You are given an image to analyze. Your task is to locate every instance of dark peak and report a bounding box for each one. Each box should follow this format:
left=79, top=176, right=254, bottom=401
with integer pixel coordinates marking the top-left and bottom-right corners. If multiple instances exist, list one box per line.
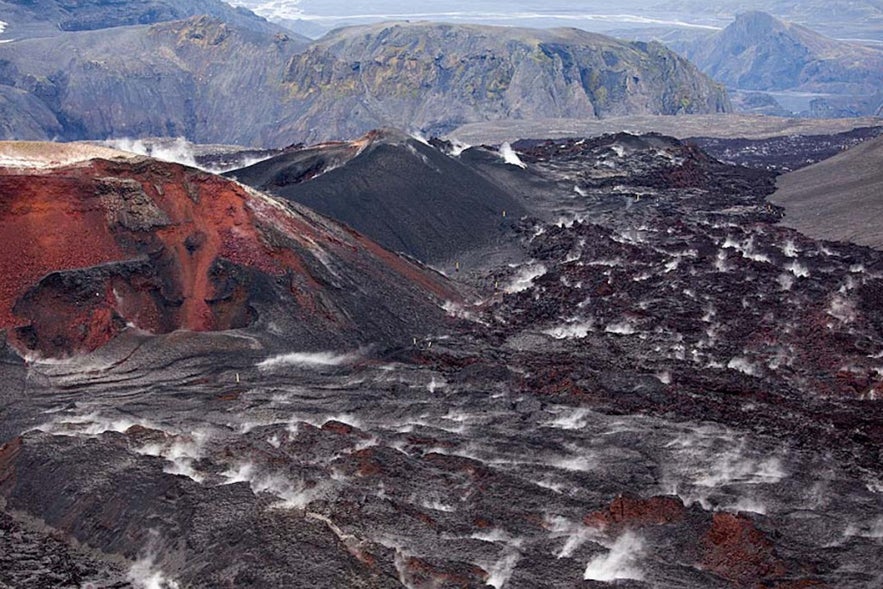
left=359, top=127, right=420, bottom=147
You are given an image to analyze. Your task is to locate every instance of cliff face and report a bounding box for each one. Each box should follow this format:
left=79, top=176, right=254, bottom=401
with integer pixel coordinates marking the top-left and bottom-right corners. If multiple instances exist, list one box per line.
left=0, top=18, right=729, bottom=146
left=0, top=143, right=455, bottom=357
left=280, top=23, right=731, bottom=140
left=687, top=11, right=883, bottom=94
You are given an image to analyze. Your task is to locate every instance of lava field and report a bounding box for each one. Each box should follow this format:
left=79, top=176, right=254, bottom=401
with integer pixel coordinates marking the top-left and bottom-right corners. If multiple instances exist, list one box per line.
left=0, top=131, right=881, bottom=588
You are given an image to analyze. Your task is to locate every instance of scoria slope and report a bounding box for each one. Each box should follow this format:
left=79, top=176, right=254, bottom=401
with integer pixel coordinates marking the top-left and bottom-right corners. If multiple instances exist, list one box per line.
left=770, top=135, right=883, bottom=249
left=0, top=142, right=456, bottom=358
left=229, top=129, right=528, bottom=264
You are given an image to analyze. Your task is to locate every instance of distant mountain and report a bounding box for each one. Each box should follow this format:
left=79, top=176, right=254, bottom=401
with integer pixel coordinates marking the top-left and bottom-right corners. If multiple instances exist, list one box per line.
left=278, top=22, right=730, bottom=141
left=0, top=16, right=310, bottom=144
left=662, top=0, right=883, bottom=41
left=0, top=142, right=455, bottom=357
left=0, top=0, right=280, bottom=38
left=686, top=11, right=883, bottom=95
left=228, top=128, right=528, bottom=264
left=0, top=18, right=729, bottom=146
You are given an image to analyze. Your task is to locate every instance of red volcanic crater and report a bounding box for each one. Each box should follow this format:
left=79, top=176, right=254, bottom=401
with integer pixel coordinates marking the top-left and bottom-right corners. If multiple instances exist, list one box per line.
left=0, top=143, right=457, bottom=357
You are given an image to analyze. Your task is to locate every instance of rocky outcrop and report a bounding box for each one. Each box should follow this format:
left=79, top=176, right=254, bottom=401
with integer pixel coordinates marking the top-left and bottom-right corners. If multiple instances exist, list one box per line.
left=280, top=22, right=730, bottom=140
left=0, top=142, right=457, bottom=357
left=686, top=11, right=883, bottom=95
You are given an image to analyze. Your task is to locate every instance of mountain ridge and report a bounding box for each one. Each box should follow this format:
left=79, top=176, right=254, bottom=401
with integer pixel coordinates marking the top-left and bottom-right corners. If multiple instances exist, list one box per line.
left=0, top=17, right=730, bottom=146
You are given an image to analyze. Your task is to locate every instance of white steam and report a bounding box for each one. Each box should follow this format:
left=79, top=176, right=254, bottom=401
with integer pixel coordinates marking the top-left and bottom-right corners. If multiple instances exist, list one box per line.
left=504, top=264, right=547, bottom=293
left=499, top=143, right=527, bottom=168
left=135, top=430, right=210, bottom=483
left=583, top=531, right=645, bottom=582
left=485, top=551, right=520, bottom=588
left=543, top=320, right=594, bottom=339
left=785, top=261, right=810, bottom=278
left=257, top=351, right=359, bottom=370
left=105, top=137, right=199, bottom=168
left=127, top=532, right=180, bottom=589
left=222, top=461, right=326, bottom=509
left=128, top=557, right=180, bottom=589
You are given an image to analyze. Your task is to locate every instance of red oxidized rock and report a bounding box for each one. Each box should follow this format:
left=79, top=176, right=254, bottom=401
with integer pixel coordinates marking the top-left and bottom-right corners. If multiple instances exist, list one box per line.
left=0, top=150, right=456, bottom=357
left=583, top=494, right=686, bottom=530
left=701, top=512, right=786, bottom=586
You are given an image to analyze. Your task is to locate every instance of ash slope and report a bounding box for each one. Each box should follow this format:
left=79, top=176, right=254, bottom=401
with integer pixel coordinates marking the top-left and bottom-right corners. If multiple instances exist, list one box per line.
left=229, top=129, right=528, bottom=264
left=770, top=135, right=883, bottom=249
left=0, top=142, right=457, bottom=358
left=1, top=131, right=882, bottom=588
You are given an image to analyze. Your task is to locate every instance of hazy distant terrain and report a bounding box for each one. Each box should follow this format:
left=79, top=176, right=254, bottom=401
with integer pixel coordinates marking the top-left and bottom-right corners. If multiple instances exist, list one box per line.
left=0, top=18, right=728, bottom=145
left=227, top=0, right=882, bottom=42
left=450, top=114, right=883, bottom=144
